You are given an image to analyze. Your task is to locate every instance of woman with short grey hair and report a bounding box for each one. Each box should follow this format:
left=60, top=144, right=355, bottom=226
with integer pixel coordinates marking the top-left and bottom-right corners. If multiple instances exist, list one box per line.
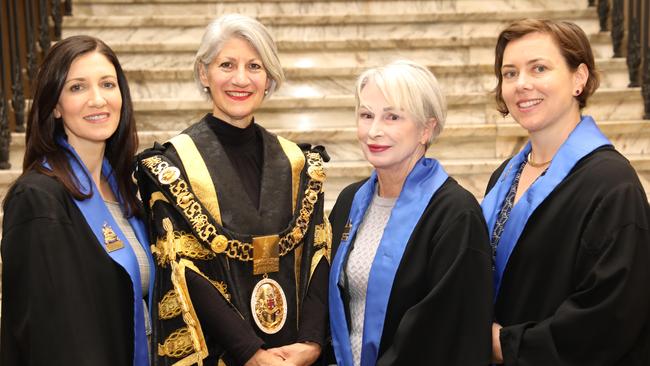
left=137, top=13, right=329, bottom=366
left=328, top=60, right=492, bottom=365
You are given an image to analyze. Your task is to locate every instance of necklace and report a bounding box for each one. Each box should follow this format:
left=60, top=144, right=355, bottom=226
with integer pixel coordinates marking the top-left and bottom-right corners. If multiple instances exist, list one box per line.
left=527, top=151, right=552, bottom=168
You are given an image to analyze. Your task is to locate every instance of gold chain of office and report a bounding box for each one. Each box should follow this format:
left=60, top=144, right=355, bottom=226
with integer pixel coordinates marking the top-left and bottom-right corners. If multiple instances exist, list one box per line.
left=141, top=152, right=325, bottom=262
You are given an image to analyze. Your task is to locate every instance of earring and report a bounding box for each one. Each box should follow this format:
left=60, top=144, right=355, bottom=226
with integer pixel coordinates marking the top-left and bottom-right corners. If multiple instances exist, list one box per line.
left=203, top=86, right=209, bottom=93
left=574, top=88, right=582, bottom=96
left=264, top=89, right=269, bottom=96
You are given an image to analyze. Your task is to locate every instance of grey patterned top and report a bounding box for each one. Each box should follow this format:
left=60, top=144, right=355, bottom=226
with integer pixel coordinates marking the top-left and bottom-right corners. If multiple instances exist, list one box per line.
left=345, top=189, right=397, bottom=366
left=105, top=200, right=152, bottom=338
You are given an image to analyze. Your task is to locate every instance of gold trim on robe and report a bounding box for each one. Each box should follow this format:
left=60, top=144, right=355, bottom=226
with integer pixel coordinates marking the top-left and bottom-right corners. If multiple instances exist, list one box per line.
left=277, top=136, right=305, bottom=213
left=164, top=258, right=210, bottom=366
left=169, top=134, right=222, bottom=226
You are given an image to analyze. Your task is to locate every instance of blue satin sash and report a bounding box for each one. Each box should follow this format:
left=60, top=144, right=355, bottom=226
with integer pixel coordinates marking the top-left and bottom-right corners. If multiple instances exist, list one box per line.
left=481, top=116, right=611, bottom=298
left=48, top=136, right=153, bottom=366
left=329, top=157, right=449, bottom=366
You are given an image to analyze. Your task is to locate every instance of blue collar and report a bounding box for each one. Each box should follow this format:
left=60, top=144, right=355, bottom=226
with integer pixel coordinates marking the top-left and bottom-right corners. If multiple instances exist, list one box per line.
left=481, top=115, right=611, bottom=298
left=329, top=157, right=449, bottom=366
left=48, top=136, right=153, bottom=366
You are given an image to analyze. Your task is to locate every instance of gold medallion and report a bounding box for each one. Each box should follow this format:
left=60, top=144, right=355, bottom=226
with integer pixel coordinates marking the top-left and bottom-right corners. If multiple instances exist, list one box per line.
left=102, top=222, right=124, bottom=252
left=210, top=234, right=228, bottom=253
left=158, top=166, right=181, bottom=185
left=307, top=164, right=325, bottom=182
left=250, top=277, right=287, bottom=334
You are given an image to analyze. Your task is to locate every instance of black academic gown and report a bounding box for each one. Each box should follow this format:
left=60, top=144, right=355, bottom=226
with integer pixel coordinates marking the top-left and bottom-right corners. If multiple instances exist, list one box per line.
left=1, top=170, right=134, bottom=366
left=486, top=146, right=650, bottom=365
left=329, top=177, right=493, bottom=365
left=136, top=116, right=329, bottom=366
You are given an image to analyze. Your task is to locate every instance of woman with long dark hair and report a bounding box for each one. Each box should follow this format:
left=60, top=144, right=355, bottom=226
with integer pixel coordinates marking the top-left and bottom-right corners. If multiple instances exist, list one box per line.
left=1, top=35, right=153, bottom=366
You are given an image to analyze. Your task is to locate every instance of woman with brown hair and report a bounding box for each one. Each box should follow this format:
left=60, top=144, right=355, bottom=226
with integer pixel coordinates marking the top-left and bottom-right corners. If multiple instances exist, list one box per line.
left=483, top=19, right=650, bottom=365
left=1, top=35, right=153, bottom=366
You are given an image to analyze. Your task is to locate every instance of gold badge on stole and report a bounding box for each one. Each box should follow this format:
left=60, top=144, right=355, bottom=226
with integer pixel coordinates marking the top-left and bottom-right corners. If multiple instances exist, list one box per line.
left=341, top=220, right=352, bottom=241
left=251, top=234, right=287, bottom=334
left=102, top=222, right=124, bottom=252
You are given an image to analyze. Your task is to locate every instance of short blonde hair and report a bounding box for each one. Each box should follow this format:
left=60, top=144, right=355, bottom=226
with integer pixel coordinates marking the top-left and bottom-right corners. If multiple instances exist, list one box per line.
left=193, top=14, right=285, bottom=99
left=355, top=60, right=447, bottom=147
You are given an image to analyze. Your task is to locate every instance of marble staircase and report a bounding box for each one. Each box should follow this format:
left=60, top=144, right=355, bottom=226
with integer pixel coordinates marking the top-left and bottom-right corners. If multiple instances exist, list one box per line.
left=4, top=0, right=650, bottom=208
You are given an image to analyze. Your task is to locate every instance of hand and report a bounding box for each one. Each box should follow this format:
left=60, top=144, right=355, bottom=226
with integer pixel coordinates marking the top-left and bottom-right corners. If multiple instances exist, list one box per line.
left=267, top=342, right=321, bottom=366
left=492, top=322, right=504, bottom=364
left=244, top=349, right=291, bottom=366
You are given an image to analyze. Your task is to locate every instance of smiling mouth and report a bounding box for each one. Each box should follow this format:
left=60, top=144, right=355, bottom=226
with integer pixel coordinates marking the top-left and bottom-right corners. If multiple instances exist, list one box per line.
left=517, top=99, right=543, bottom=109
left=84, top=113, right=109, bottom=121
left=226, top=91, right=252, bottom=99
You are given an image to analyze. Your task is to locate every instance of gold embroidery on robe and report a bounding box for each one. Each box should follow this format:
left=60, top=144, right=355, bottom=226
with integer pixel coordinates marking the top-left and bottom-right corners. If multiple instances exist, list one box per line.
left=159, top=289, right=182, bottom=320
left=158, top=327, right=194, bottom=359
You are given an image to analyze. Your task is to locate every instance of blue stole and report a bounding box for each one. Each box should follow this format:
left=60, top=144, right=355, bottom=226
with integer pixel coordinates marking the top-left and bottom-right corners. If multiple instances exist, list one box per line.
left=481, top=116, right=611, bottom=298
left=329, top=157, right=449, bottom=366
left=48, top=136, right=154, bottom=366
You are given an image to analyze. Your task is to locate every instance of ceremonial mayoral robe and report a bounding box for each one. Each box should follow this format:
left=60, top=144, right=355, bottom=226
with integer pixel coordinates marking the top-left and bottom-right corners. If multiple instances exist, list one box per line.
left=329, top=158, right=493, bottom=366
left=483, top=116, right=650, bottom=365
left=136, top=116, right=330, bottom=366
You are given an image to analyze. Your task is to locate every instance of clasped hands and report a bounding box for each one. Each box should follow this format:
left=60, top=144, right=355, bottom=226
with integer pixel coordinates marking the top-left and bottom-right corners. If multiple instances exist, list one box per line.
left=245, top=342, right=321, bottom=366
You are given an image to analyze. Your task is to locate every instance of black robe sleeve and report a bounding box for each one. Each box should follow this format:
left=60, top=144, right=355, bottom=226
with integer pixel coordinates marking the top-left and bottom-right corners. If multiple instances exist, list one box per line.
left=377, top=208, right=493, bottom=366
left=500, top=183, right=650, bottom=365
left=296, top=257, right=328, bottom=345
left=185, top=270, right=265, bottom=365
left=1, top=175, right=133, bottom=366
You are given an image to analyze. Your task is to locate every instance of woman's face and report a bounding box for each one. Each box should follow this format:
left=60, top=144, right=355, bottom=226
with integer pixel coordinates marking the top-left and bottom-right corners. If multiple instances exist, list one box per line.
left=500, top=32, right=586, bottom=134
left=356, top=80, right=431, bottom=175
left=200, top=37, right=270, bottom=128
left=54, top=51, right=122, bottom=151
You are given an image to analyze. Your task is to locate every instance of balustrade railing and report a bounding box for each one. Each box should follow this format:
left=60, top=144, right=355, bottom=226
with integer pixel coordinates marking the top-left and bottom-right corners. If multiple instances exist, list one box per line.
left=595, top=0, right=650, bottom=119
left=0, top=0, right=71, bottom=170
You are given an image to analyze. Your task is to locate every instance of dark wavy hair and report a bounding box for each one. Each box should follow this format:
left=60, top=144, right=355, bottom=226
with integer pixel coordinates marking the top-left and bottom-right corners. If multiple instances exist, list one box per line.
left=494, top=19, right=600, bottom=117
left=20, top=35, right=139, bottom=216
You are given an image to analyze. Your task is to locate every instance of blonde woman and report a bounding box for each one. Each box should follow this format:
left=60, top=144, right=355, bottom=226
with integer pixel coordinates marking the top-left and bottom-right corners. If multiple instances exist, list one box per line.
left=328, top=60, right=492, bottom=366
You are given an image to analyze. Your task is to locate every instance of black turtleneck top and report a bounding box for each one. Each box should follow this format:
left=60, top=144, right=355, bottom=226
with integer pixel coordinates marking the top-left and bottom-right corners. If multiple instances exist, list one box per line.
left=205, top=114, right=263, bottom=208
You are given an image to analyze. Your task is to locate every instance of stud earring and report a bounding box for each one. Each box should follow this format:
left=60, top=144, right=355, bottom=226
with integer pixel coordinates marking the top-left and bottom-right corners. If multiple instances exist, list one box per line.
left=264, top=89, right=269, bottom=96
left=574, top=88, right=582, bottom=96
left=203, top=86, right=209, bottom=93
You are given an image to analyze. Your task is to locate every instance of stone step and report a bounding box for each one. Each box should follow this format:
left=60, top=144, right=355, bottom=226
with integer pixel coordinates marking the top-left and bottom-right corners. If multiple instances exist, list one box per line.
left=7, top=119, right=649, bottom=178
left=63, top=9, right=598, bottom=28
left=82, top=32, right=615, bottom=74
left=70, top=0, right=593, bottom=17
left=125, top=58, right=631, bottom=99
left=62, top=9, right=599, bottom=43
left=124, top=57, right=628, bottom=81
left=115, top=46, right=593, bottom=76
left=323, top=154, right=650, bottom=206
left=66, top=28, right=613, bottom=58
left=128, top=88, right=644, bottom=131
